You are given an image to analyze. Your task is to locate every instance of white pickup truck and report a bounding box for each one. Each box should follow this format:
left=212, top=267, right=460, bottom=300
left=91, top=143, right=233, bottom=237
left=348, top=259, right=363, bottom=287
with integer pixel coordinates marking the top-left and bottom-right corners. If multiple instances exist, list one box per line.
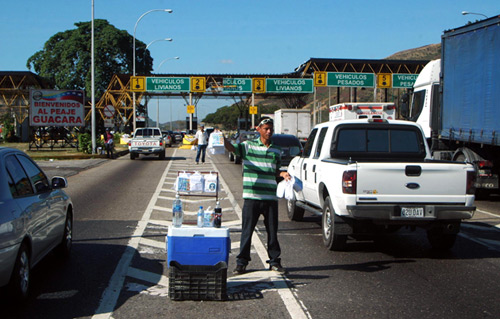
left=287, top=105, right=476, bottom=251
left=128, top=127, right=166, bottom=160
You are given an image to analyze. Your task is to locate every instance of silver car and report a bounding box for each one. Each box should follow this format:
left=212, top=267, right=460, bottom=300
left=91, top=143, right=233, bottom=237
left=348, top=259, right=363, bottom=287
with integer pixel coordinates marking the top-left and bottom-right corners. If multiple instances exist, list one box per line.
left=0, top=148, right=73, bottom=299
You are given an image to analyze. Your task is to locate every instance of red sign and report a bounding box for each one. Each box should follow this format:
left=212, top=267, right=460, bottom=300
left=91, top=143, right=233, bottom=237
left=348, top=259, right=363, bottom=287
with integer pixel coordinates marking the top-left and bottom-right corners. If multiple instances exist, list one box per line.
left=30, top=90, right=85, bottom=127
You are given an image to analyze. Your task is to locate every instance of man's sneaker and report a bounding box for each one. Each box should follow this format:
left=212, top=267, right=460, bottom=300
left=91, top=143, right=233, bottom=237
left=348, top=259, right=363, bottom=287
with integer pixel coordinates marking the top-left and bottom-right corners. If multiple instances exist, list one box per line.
left=270, top=264, right=288, bottom=274
left=233, top=265, right=246, bottom=275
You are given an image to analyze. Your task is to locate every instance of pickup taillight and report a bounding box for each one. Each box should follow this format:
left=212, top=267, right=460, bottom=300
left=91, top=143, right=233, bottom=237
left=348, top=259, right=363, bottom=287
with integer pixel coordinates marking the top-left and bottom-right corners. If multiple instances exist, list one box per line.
left=466, top=171, right=476, bottom=195
left=128, top=142, right=131, bottom=146
left=342, top=170, right=357, bottom=194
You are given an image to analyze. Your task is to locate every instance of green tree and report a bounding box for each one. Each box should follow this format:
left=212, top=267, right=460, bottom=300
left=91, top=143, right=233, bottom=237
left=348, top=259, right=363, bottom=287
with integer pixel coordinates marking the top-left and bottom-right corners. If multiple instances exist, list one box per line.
left=27, top=19, right=152, bottom=99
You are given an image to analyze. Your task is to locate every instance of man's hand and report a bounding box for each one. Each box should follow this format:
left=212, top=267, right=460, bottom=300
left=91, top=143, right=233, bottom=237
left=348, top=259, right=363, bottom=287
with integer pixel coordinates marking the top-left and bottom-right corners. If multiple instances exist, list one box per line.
left=280, top=171, right=291, bottom=181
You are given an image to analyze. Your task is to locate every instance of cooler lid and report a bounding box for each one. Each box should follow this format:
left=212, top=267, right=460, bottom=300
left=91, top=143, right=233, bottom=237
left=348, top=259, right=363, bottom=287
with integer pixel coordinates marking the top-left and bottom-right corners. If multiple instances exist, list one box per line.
left=168, top=225, right=229, bottom=237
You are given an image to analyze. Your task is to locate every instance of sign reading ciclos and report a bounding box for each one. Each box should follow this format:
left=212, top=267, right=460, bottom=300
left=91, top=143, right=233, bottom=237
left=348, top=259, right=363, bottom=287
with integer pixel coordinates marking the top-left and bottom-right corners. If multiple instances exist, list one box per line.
left=30, top=90, right=85, bottom=127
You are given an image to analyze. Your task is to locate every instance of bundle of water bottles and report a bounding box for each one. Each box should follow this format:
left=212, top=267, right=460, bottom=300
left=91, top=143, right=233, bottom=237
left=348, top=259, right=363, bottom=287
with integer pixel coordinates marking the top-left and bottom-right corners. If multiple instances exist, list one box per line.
left=172, top=192, right=222, bottom=228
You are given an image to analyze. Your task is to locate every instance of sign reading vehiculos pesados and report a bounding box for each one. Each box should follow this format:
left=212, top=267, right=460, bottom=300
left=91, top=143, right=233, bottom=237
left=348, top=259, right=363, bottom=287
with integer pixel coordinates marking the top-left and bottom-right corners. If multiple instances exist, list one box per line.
left=30, top=90, right=85, bottom=126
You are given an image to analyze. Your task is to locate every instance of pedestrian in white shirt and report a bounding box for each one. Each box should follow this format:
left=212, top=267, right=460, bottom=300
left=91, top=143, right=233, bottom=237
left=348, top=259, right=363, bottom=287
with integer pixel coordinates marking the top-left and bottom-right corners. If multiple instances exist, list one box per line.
left=194, top=124, right=208, bottom=164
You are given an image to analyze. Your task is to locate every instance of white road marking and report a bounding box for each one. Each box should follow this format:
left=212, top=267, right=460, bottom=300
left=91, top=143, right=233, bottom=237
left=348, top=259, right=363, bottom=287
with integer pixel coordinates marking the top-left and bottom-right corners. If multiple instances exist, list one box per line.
left=127, top=267, right=169, bottom=287
left=93, top=149, right=311, bottom=319
left=92, top=149, right=175, bottom=319
left=140, top=238, right=166, bottom=250
left=217, top=165, right=312, bottom=319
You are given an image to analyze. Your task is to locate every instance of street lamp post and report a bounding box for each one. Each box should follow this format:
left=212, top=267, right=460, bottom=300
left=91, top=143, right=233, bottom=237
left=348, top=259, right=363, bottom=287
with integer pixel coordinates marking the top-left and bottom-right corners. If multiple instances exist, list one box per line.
left=158, top=56, right=180, bottom=71
left=145, top=38, right=172, bottom=50
left=132, top=9, right=173, bottom=131
left=461, top=11, right=488, bottom=19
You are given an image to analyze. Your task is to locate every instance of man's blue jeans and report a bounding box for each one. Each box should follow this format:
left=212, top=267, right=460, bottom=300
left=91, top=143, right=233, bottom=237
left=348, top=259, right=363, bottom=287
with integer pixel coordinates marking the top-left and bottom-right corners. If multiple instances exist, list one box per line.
left=195, top=144, right=207, bottom=163
left=236, top=199, right=281, bottom=267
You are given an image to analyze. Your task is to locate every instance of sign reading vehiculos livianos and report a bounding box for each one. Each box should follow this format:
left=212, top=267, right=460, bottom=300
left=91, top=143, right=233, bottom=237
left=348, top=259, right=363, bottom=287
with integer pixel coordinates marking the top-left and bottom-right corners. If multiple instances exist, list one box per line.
left=30, top=89, right=85, bottom=126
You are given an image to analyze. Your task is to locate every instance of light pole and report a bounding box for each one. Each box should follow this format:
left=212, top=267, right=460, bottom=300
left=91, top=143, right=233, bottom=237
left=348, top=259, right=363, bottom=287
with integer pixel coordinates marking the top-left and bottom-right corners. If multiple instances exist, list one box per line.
left=145, top=38, right=172, bottom=50
left=158, top=56, right=180, bottom=71
left=91, top=0, right=96, bottom=153
left=461, top=11, right=488, bottom=19
left=132, top=9, right=173, bottom=131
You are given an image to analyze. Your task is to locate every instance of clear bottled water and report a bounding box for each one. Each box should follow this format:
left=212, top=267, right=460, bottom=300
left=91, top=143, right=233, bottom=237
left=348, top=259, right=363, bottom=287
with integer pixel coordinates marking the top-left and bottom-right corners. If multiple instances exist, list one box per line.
left=197, top=206, right=204, bottom=228
left=172, top=193, right=183, bottom=227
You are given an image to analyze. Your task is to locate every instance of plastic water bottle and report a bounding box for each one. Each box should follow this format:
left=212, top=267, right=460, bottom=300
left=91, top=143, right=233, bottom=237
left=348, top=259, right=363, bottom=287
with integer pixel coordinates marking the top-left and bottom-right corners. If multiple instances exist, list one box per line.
left=172, top=193, right=183, bottom=227
left=197, top=206, right=204, bottom=228
left=214, top=201, right=222, bottom=228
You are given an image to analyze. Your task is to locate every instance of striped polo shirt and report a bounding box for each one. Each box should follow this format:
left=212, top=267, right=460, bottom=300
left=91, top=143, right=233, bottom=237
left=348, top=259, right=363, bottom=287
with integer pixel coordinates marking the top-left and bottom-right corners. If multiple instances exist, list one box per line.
left=233, top=137, right=282, bottom=200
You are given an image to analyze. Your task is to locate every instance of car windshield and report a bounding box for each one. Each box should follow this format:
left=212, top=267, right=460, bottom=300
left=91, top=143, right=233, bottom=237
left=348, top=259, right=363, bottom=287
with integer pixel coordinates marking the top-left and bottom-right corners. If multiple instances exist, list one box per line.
left=272, top=135, right=302, bottom=156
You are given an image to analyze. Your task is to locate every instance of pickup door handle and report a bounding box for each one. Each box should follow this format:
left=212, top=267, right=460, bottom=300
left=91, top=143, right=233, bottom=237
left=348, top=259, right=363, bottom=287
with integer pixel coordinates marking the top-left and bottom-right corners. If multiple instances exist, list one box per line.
left=405, top=165, right=422, bottom=176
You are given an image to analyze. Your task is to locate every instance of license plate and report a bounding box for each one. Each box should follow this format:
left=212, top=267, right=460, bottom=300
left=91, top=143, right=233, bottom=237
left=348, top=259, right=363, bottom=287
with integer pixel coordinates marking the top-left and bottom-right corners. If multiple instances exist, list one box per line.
left=401, top=207, right=424, bottom=217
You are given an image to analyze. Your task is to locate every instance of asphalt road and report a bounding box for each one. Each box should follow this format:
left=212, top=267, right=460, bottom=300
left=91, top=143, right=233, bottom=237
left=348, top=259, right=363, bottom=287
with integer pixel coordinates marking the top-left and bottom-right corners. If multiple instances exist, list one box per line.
left=2, top=146, right=500, bottom=318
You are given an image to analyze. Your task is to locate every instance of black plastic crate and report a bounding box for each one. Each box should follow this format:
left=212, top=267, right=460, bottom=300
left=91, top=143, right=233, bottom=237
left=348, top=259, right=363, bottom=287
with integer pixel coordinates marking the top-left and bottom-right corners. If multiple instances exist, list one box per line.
left=168, top=261, right=227, bottom=301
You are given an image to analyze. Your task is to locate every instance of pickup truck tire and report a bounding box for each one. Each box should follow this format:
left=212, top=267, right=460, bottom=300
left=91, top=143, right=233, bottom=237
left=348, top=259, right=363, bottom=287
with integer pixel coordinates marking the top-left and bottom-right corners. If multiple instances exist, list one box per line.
left=322, top=196, right=347, bottom=251
left=130, top=153, right=136, bottom=160
left=287, top=198, right=304, bottom=221
left=426, top=228, right=457, bottom=251
left=159, top=150, right=165, bottom=160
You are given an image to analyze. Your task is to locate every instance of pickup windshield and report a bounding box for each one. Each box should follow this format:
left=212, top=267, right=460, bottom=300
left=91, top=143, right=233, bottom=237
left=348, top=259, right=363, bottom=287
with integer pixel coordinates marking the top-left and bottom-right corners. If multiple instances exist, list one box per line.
left=134, top=128, right=161, bottom=137
left=331, top=124, right=426, bottom=160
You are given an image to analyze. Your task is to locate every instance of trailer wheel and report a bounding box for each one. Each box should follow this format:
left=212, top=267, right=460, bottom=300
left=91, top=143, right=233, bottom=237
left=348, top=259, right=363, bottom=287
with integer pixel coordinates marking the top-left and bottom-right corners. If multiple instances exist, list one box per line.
left=287, top=198, right=305, bottom=221
left=322, top=196, right=347, bottom=251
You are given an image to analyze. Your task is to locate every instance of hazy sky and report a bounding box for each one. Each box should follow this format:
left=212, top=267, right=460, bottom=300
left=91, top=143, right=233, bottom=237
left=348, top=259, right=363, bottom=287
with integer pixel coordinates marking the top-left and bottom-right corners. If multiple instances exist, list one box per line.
left=1, top=0, right=498, bottom=122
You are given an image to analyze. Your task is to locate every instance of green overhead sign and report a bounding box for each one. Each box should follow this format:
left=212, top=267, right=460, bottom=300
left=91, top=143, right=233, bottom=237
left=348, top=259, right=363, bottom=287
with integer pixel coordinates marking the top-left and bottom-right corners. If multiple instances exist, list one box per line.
left=265, top=78, right=313, bottom=93
left=146, top=77, right=190, bottom=92
left=327, top=72, right=375, bottom=88
left=222, top=78, right=252, bottom=93
left=392, top=74, right=418, bottom=88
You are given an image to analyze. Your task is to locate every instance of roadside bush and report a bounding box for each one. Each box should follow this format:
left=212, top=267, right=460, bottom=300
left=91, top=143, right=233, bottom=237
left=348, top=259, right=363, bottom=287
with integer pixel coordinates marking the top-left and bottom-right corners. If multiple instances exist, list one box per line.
left=78, top=132, right=104, bottom=154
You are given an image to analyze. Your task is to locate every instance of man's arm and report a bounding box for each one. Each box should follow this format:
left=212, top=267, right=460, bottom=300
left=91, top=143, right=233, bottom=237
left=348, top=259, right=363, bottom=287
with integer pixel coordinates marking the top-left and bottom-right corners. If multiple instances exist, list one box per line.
left=223, top=135, right=235, bottom=153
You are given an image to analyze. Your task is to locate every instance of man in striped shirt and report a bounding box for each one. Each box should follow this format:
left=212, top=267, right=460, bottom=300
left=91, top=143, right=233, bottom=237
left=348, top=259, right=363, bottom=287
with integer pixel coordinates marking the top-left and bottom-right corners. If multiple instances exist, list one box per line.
left=224, top=117, right=291, bottom=275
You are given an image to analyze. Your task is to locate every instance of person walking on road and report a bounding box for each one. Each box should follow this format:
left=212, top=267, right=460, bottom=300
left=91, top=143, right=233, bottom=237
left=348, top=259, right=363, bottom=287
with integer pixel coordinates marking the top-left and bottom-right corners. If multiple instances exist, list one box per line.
left=194, top=124, right=208, bottom=164
left=223, top=117, right=291, bottom=275
left=104, top=129, right=114, bottom=159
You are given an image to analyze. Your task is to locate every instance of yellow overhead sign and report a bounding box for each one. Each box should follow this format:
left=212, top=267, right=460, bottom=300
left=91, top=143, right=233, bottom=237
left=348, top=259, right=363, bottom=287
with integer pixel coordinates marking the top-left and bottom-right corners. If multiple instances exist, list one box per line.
left=377, top=73, right=392, bottom=88
left=191, top=77, right=206, bottom=92
left=187, top=105, right=195, bottom=114
left=252, top=78, right=266, bottom=93
left=314, top=72, right=327, bottom=87
left=130, top=76, right=146, bottom=92
left=249, top=106, right=258, bottom=115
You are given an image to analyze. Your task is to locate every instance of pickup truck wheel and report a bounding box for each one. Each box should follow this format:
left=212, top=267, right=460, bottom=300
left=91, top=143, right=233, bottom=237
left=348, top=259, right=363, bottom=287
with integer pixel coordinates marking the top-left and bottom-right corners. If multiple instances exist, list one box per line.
left=287, top=198, right=304, bottom=221
left=426, top=228, right=457, bottom=251
left=130, top=153, right=136, bottom=160
left=322, top=196, right=347, bottom=251
left=159, top=150, right=165, bottom=160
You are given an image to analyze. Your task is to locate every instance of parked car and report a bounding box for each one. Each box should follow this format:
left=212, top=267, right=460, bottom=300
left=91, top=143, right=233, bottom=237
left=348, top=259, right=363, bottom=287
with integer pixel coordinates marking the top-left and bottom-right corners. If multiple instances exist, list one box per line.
left=0, top=148, right=73, bottom=300
left=162, top=131, right=173, bottom=147
left=270, top=134, right=304, bottom=169
left=174, top=132, right=183, bottom=142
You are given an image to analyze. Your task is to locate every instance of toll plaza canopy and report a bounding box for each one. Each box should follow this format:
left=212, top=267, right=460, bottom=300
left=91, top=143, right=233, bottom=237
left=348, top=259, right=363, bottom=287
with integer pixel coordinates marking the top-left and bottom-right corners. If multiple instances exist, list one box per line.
left=0, top=58, right=429, bottom=125
left=295, top=57, right=428, bottom=76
